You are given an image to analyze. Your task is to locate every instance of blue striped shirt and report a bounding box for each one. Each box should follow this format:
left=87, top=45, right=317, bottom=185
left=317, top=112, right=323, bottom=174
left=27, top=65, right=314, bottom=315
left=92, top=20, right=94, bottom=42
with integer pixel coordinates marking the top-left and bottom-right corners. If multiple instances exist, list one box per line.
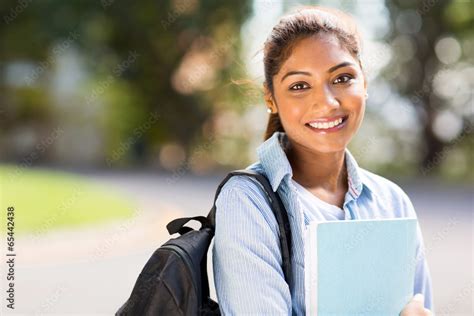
left=212, top=131, right=434, bottom=315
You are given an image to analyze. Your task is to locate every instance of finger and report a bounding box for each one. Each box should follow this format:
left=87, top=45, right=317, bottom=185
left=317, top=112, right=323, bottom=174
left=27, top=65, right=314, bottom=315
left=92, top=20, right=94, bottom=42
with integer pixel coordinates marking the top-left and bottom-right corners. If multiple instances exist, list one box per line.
left=423, top=307, right=432, bottom=315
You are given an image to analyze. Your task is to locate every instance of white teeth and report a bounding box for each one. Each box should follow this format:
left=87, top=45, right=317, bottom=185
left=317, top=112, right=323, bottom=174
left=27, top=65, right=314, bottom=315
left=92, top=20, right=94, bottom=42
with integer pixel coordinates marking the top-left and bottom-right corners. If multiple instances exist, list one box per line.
left=308, top=117, right=344, bottom=129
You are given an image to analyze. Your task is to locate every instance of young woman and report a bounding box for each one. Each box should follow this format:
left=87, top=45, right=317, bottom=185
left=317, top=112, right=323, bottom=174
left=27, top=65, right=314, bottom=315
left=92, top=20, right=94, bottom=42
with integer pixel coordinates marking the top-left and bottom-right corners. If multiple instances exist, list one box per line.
left=212, top=6, right=433, bottom=315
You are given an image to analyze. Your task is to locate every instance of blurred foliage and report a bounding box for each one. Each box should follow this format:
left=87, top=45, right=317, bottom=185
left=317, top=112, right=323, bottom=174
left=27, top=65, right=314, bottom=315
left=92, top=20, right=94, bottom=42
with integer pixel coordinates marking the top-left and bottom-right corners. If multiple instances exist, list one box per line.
left=382, top=0, right=473, bottom=179
left=0, top=0, right=471, bottom=181
left=0, top=0, right=252, bottom=166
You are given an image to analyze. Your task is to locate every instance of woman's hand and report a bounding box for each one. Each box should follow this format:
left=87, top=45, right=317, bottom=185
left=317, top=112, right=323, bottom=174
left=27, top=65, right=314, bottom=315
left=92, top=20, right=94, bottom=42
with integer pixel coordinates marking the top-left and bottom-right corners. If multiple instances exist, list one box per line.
left=400, top=293, right=432, bottom=316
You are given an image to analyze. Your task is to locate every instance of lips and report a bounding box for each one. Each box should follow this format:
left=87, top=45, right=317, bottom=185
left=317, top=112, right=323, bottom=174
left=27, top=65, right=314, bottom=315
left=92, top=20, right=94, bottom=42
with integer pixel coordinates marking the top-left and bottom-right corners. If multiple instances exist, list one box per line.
left=305, top=115, right=348, bottom=132
left=306, top=115, right=347, bottom=124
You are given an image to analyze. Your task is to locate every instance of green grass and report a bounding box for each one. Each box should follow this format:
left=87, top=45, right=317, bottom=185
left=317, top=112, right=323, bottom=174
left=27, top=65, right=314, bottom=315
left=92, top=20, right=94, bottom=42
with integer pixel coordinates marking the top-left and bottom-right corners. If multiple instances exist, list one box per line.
left=0, top=165, right=136, bottom=235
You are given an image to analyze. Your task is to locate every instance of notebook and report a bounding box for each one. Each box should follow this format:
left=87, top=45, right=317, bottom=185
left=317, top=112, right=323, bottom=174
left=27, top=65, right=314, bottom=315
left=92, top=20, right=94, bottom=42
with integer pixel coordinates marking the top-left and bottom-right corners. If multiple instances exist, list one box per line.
left=304, top=218, right=418, bottom=315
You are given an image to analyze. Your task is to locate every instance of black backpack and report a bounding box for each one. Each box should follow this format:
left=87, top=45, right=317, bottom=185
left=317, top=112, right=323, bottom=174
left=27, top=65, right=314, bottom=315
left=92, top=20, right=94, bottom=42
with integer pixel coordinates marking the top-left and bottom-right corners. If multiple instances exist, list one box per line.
left=116, top=169, right=292, bottom=316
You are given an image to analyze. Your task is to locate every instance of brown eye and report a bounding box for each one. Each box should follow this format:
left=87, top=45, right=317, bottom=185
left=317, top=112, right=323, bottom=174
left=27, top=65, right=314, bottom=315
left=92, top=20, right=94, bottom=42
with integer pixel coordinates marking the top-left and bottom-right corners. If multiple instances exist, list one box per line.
left=289, top=82, right=310, bottom=91
left=333, top=74, right=354, bottom=84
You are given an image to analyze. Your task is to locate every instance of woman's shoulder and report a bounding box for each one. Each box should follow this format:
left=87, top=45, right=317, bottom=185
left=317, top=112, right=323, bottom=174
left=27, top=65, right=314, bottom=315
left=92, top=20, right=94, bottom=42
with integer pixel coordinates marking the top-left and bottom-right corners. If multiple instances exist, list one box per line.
left=359, top=167, right=406, bottom=194
left=358, top=167, right=417, bottom=217
left=215, top=162, right=279, bottom=227
left=217, top=162, right=267, bottom=199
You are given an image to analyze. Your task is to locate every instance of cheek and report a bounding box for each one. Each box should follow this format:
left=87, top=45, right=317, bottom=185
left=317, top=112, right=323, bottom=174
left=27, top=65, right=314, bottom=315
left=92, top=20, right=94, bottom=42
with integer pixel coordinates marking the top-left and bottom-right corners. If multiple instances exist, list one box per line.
left=339, top=87, right=365, bottom=112
left=282, top=104, right=305, bottom=121
left=347, top=97, right=366, bottom=130
left=337, top=83, right=364, bottom=99
left=274, top=92, right=307, bottom=123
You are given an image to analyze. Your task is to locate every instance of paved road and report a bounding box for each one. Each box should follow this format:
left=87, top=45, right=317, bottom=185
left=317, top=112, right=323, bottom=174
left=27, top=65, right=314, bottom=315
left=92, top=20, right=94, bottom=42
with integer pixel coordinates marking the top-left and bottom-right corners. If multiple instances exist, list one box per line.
left=1, top=171, right=472, bottom=315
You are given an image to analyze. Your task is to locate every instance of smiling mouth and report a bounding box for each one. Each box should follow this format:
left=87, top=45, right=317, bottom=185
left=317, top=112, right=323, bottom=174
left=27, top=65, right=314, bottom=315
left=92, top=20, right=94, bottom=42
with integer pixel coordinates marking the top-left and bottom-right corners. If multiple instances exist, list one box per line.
left=305, top=115, right=348, bottom=132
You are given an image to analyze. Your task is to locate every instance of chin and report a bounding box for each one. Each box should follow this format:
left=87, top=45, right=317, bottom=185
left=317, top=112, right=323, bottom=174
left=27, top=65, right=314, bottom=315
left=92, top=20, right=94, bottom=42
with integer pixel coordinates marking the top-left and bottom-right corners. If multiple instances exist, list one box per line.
left=310, top=143, right=347, bottom=154
left=297, top=137, right=349, bottom=155
left=287, top=127, right=347, bottom=152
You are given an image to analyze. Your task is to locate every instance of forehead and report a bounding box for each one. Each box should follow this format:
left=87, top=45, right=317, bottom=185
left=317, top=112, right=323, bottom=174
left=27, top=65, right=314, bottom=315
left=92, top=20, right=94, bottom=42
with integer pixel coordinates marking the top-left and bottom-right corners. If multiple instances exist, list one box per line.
left=278, top=33, right=357, bottom=75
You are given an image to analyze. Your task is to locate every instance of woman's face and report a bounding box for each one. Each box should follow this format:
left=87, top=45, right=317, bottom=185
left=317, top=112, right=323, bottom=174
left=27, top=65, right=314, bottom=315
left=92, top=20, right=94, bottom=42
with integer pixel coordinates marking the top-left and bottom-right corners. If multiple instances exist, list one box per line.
left=266, top=33, right=367, bottom=154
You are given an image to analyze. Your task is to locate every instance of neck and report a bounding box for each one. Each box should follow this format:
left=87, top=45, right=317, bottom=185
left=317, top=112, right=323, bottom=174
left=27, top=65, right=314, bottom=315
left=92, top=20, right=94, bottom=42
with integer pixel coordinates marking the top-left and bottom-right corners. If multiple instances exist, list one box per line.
left=286, top=142, right=347, bottom=193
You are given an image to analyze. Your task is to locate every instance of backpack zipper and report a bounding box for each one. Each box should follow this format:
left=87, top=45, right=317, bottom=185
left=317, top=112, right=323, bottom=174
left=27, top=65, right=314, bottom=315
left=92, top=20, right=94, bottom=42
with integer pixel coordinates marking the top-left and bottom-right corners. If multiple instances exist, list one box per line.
left=160, top=244, right=200, bottom=305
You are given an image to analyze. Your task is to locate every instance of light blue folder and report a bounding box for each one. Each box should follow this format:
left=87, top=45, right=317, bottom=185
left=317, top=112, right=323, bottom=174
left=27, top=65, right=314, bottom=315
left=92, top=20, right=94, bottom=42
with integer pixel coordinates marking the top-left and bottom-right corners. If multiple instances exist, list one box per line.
left=305, top=218, right=418, bottom=315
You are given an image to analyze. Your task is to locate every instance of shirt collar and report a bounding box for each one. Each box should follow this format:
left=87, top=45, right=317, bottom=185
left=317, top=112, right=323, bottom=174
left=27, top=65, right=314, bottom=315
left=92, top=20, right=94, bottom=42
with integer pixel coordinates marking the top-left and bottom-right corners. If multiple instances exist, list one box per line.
left=257, top=131, right=293, bottom=192
left=256, top=131, right=373, bottom=197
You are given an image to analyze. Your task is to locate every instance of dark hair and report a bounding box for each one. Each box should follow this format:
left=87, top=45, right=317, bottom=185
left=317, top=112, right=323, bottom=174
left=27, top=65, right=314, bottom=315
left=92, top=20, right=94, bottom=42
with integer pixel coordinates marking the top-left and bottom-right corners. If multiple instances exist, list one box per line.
left=263, top=6, right=363, bottom=140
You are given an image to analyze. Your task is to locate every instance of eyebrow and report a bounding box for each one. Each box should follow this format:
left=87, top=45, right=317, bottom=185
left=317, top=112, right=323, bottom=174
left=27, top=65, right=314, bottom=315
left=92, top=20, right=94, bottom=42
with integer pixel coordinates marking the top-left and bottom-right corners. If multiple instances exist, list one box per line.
left=280, top=61, right=356, bottom=82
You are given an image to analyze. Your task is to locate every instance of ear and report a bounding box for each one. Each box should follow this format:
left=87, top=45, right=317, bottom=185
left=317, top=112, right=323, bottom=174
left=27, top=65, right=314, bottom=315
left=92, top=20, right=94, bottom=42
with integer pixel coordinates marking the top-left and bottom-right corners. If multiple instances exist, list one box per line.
left=361, top=68, right=368, bottom=93
left=263, top=83, right=277, bottom=113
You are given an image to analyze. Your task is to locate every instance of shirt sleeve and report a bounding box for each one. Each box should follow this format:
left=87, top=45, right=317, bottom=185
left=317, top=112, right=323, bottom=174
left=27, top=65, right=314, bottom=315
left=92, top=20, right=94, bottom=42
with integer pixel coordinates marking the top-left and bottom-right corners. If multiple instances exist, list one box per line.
left=212, top=177, right=292, bottom=315
left=401, top=190, right=435, bottom=313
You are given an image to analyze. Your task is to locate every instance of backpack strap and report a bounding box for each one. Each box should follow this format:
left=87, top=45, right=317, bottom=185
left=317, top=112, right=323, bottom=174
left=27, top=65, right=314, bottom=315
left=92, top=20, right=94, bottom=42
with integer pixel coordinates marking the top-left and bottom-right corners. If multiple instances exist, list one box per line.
left=207, top=169, right=293, bottom=289
left=167, top=216, right=208, bottom=236
left=165, top=170, right=293, bottom=290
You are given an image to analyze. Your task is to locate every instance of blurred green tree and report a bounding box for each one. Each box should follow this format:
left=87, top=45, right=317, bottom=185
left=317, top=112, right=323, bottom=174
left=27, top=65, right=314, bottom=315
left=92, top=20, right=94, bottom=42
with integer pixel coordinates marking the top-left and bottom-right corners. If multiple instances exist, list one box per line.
left=383, top=0, right=473, bottom=176
left=0, top=0, right=251, bottom=166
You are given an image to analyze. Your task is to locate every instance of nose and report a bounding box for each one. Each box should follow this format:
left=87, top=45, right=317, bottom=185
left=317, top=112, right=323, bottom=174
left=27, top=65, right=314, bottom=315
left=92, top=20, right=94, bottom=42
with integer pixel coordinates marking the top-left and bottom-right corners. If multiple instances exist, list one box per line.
left=311, top=85, right=339, bottom=110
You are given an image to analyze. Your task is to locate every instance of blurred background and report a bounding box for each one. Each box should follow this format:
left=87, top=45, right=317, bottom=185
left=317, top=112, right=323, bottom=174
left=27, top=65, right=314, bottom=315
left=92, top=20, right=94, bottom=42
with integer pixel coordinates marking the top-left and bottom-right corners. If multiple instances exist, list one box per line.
left=0, top=0, right=472, bottom=315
